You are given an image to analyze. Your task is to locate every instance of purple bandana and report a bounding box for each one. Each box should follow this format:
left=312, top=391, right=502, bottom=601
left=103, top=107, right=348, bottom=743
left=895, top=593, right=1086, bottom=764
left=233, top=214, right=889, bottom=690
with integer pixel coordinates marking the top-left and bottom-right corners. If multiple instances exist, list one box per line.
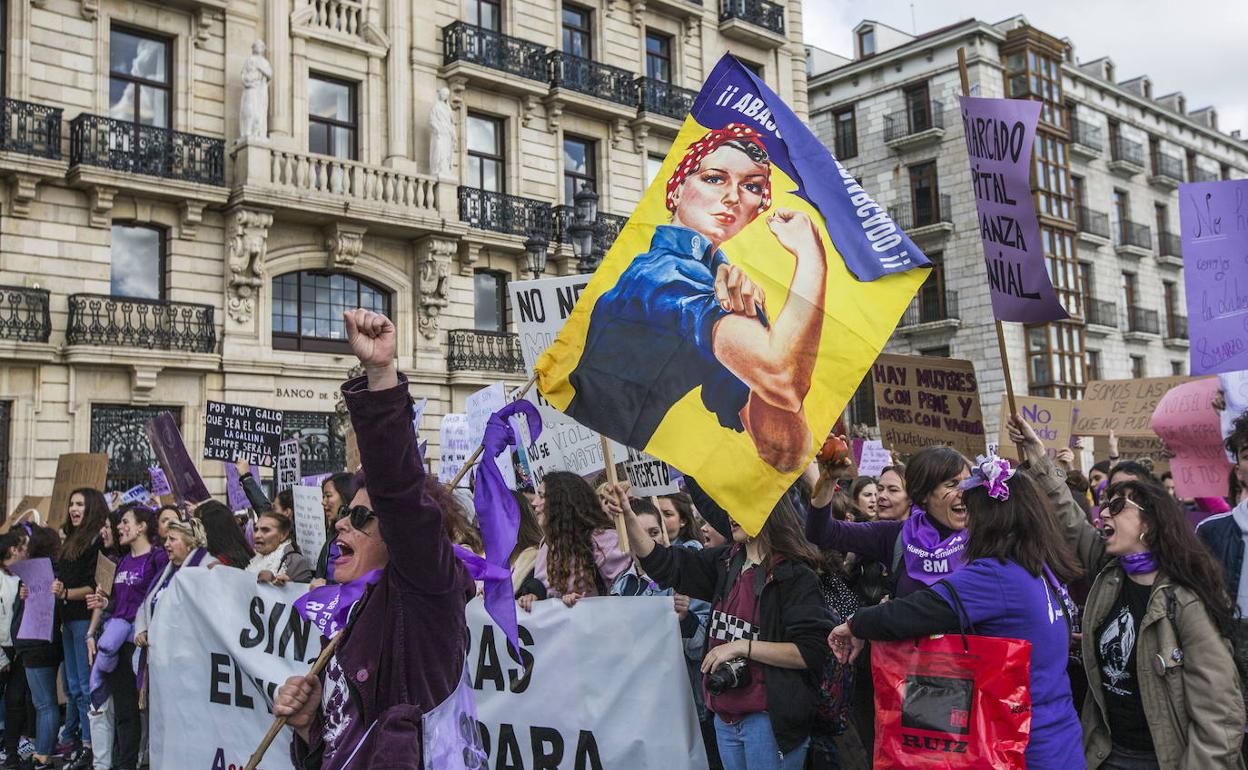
left=1121, top=551, right=1158, bottom=575
left=295, top=568, right=383, bottom=637
left=900, top=505, right=968, bottom=586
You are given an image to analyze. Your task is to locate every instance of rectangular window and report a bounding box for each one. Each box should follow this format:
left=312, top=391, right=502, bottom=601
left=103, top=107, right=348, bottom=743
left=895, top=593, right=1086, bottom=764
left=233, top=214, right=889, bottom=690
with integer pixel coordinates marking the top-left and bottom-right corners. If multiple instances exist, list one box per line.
left=1077, top=260, right=1093, bottom=318
left=645, top=153, right=665, bottom=187
left=1121, top=271, right=1137, bottom=311
left=562, top=5, right=592, bottom=59
left=1186, top=149, right=1198, bottom=182
left=1026, top=322, right=1085, bottom=398
left=904, top=82, right=931, bottom=133
left=563, top=135, right=596, bottom=203
left=272, top=271, right=390, bottom=353
left=1154, top=202, right=1169, bottom=238
left=1149, top=135, right=1161, bottom=176
left=1222, top=162, right=1232, bottom=181
left=466, top=0, right=501, bottom=31
left=1131, top=355, right=1145, bottom=379
left=1111, top=188, right=1129, bottom=244
left=109, top=27, right=172, bottom=128
left=858, top=28, right=875, bottom=57
left=1036, top=133, right=1071, bottom=219
left=282, top=411, right=347, bottom=478
left=1171, top=361, right=1184, bottom=376
left=833, top=107, right=857, bottom=159
left=1086, top=349, right=1102, bottom=381
left=308, top=74, right=357, bottom=160
left=919, top=346, right=950, bottom=358
left=917, top=251, right=946, bottom=322
left=908, top=161, right=938, bottom=227
left=474, top=270, right=507, bottom=332
left=466, top=113, right=505, bottom=193
left=645, top=31, right=672, bottom=83
left=1071, top=175, right=1085, bottom=209
left=110, top=224, right=164, bottom=300
left=1163, top=281, right=1178, bottom=334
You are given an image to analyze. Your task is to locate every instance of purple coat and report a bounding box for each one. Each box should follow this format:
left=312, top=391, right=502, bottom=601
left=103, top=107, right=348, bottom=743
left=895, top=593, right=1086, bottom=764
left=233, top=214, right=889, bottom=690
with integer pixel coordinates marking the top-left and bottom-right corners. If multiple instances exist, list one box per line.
left=293, top=374, right=474, bottom=769
left=805, top=508, right=936, bottom=597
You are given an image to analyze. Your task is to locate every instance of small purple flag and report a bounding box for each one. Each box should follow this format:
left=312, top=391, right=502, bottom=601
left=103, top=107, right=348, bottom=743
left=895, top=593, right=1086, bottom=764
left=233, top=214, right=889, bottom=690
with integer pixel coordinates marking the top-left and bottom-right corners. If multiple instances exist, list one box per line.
left=960, top=96, right=1068, bottom=323
left=301, top=473, right=333, bottom=488
left=149, top=466, right=171, bottom=497
left=294, top=568, right=383, bottom=638
left=1180, top=179, right=1248, bottom=375
left=224, top=462, right=259, bottom=511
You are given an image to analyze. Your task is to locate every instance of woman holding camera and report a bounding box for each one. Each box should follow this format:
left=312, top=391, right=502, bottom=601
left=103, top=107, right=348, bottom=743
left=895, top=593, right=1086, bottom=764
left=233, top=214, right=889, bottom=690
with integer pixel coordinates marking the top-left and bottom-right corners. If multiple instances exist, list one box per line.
left=606, top=483, right=832, bottom=770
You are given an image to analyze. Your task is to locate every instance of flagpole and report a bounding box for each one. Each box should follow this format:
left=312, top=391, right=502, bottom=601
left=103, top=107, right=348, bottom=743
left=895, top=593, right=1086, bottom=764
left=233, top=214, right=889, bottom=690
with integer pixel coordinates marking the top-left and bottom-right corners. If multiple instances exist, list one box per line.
left=958, top=46, right=1018, bottom=422
left=446, top=372, right=539, bottom=490
left=243, top=632, right=342, bottom=770
left=600, top=437, right=630, bottom=552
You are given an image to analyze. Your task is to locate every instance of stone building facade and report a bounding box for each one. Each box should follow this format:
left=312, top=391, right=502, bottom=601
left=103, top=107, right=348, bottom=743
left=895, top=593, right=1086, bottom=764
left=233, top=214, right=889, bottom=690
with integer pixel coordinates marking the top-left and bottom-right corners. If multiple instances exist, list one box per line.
left=0, top=0, right=809, bottom=511
left=807, top=17, right=1248, bottom=433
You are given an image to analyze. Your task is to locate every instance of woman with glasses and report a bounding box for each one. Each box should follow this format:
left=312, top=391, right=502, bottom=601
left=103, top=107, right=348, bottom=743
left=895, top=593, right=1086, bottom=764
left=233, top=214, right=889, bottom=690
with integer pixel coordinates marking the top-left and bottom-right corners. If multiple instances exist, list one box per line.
left=1008, top=416, right=1244, bottom=770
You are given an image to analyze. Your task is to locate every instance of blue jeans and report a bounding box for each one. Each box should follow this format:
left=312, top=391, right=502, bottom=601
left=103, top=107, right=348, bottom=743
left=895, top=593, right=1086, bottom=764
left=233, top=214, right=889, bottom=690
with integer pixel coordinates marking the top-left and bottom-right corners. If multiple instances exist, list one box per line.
left=714, top=713, right=809, bottom=770
left=25, top=664, right=60, bottom=758
left=62, top=618, right=92, bottom=744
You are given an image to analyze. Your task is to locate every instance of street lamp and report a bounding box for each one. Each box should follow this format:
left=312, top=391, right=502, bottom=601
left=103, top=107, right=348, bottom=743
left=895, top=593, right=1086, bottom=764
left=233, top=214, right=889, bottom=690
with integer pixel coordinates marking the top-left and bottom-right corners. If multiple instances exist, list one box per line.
left=523, top=231, right=549, bottom=279
left=569, top=182, right=599, bottom=274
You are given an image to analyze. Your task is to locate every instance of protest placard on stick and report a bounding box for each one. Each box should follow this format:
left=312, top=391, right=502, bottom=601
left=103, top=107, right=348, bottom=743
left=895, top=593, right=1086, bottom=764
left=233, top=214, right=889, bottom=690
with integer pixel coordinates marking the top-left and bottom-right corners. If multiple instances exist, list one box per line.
left=1151, top=377, right=1229, bottom=497
left=291, top=486, right=326, bottom=563
left=3, top=496, right=49, bottom=534
left=48, top=453, right=108, bottom=530
left=997, top=396, right=1077, bottom=464
left=439, top=414, right=472, bottom=486
left=1180, top=179, right=1248, bottom=376
left=275, top=438, right=300, bottom=494
left=624, top=447, right=680, bottom=497
left=872, top=353, right=986, bottom=461
left=146, top=412, right=210, bottom=504
left=1073, top=376, right=1192, bottom=436
left=1091, top=435, right=1170, bottom=477
left=203, top=401, right=283, bottom=467
left=856, top=440, right=892, bottom=478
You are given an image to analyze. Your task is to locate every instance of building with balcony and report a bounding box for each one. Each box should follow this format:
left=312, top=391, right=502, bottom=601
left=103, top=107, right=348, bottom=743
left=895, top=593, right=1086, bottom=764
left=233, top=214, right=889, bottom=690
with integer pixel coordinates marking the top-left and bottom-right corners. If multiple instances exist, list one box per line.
left=0, top=0, right=809, bottom=510
left=808, top=15, right=1248, bottom=434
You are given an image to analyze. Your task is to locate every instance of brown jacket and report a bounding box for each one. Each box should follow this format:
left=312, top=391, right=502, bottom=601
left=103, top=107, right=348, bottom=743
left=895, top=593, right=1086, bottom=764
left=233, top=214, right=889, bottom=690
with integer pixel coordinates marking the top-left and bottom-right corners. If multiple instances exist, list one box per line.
left=1031, top=457, right=1245, bottom=769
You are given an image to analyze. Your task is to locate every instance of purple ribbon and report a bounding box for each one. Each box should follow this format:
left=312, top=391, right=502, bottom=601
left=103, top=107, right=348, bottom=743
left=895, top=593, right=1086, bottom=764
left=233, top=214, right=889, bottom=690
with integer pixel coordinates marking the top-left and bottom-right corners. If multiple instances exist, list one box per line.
left=294, top=568, right=384, bottom=638
left=473, top=400, right=542, bottom=656
left=900, top=505, right=968, bottom=586
left=1121, top=551, right=1158, bottom=575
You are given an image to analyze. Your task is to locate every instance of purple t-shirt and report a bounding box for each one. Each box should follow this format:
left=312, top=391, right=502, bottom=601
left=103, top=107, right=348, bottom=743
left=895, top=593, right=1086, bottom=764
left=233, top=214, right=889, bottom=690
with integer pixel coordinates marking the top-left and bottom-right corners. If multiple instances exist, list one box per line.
left=931, top=559, right=1085, bottom=770
left=111, top=550, right=169, bottom=622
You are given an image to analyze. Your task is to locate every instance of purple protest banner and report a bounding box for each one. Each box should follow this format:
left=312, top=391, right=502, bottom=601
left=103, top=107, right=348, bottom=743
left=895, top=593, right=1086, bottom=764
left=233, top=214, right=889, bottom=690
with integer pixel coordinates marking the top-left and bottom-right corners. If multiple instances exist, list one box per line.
left=1180, top=179, right=1248, bottom=375
left=144, top=412, right=211, bottom=504
left=301, top=472, right=332, bottom=488
left=959, top=96, right=1068, bottom=323
left=224, top=462, right=259, bottom=511
left=148, top=466, right=171, bottom=496
left=12, top=558, right=55, bottom=641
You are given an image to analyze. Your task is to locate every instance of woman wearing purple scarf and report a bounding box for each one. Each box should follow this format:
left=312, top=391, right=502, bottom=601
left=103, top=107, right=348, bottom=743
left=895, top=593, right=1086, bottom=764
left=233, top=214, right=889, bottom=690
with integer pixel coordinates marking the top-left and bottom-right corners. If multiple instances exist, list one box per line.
left=273, top=309, right=475, bottom=770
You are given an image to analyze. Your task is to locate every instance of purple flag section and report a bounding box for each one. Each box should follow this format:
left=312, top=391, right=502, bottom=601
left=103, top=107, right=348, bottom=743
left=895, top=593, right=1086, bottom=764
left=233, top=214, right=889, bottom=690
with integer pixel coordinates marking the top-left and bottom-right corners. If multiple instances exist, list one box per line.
left=223, top=462, right=259, bottom=511
left=295, top=568, right=383, bottom=638
left=144, top=412, right=210, bottom=504
left=301, top=472, right=332, bottom=488
left=1180, top=179, right=1248, bottom=375
left=149, top=466, right=171, bottom=496
left=959, top=96, right=1068, bottom=323
left=12, top=558, right=55, bottom=642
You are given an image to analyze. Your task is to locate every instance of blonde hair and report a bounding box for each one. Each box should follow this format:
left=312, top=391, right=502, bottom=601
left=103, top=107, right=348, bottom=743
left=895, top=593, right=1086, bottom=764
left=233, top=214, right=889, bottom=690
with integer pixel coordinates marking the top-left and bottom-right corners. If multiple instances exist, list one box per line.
left=165, top=518, right=207, bottom=549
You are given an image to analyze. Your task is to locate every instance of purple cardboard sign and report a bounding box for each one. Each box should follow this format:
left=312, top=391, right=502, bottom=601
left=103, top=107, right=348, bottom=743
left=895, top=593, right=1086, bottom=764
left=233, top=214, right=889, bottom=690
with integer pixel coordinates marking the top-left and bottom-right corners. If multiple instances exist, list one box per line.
left=144, top=412, right=211, bottom=504
left=224, top=462, right=259, bottom=511
left=148, top=466, right=171, bottom=496
left=12, top=558, right=54, bottom=642
left=1180, top=179, right=1248, bottom=375
left=301, top=473, right=332, bottom=488
left=959, top=96, right=1068, bottom=324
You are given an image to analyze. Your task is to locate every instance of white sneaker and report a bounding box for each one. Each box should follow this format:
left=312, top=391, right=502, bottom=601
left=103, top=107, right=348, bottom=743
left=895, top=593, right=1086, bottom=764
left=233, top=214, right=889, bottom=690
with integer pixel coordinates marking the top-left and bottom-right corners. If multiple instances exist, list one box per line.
left=17, top=738, right=34, bottom=760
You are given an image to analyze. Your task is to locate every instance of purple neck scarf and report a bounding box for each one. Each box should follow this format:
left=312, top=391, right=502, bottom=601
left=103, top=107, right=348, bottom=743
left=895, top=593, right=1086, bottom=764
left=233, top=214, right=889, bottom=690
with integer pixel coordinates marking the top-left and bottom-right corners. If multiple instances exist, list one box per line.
left=1121, top=551, right=1158, bottom=575
left=900, top=504, right=968, bottom=586
left=472, top=400, right=542, bottom=656
left=295, top=568, right=384, bottom=638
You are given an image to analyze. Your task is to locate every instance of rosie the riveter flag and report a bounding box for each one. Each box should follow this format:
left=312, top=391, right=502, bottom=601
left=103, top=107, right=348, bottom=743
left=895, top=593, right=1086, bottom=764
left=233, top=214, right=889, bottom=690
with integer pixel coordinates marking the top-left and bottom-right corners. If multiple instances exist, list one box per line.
left=536, top=55, right=930, bottom=534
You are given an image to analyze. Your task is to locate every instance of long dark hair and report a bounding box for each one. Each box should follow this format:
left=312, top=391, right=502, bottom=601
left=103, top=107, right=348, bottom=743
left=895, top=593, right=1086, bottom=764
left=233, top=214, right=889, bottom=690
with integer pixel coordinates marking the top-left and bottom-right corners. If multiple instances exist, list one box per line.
left=752, top=494, right=823, bottom=572
left=511, top=490, right=543, bottom=563
left=422, top=477, right=484, bottom=553
left=962, top=472, right=1082, bottom=583
left=25, top=525, right=61, bottom=561
left=323, top=473, right=356, bottom=509
left=197, top=500, right=255, bottom=568
left=542, top=471, right=613, bottom=595
left=659, top=491, right=701, bottom=542
left=848, top=476, right=878, bottom=521
left=115, top=503, right=158, bottom=546
left=62, top=487, right=109, bottom=562
left=905, top=446, right=970, bottom=512
left=1108, top=479, right=1236, bottom=635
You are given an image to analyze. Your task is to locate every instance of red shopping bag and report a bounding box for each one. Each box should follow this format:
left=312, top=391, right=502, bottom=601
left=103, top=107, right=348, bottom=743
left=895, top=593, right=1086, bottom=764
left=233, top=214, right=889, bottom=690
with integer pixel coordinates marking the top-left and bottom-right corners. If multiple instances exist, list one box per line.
left=871, top=631, right=1032, bottom=769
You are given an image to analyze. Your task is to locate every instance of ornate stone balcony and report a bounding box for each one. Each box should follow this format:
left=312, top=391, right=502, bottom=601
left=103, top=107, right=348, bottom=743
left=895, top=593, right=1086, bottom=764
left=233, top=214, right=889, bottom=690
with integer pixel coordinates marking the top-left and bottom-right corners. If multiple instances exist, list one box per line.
left=718, top=0, right=786, bottom=47
left=67, top=294, right=216, bottom=354
left=0, top=98, right=66, bottom=216
left=1148, top=154, right=1184, bottom=190
left=1069, top=118, right=1103, bottom=159
left=440, top=21, right=549, bottom=100
left=1107, top=136, right=1145, bottom=176
left=447, top=329, right=525, bottom=375
left=1075, top=205, right=1111, bottom=248
left=1114, top=221, right=1152, bottom=259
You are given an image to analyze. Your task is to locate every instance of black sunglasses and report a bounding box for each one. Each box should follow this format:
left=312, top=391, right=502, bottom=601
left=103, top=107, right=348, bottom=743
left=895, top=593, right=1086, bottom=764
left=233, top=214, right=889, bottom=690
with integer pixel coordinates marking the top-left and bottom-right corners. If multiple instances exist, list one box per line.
left=1102, top=496, right=1144, bottom=518
left=336, top=505, right=376, bottom=530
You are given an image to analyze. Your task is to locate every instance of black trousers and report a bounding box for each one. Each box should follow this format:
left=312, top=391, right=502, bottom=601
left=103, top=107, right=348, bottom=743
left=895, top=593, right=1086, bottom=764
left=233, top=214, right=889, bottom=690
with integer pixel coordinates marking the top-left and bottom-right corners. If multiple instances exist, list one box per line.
left=104, top=642, right=140, bottom=770
left=2, top=651, right=32, bottom=763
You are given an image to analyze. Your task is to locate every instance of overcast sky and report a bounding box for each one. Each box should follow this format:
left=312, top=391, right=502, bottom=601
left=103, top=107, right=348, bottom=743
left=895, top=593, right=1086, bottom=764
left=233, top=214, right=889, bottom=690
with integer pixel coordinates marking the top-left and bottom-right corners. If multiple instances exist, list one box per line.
left=803, top=0, right=1248, bottom=137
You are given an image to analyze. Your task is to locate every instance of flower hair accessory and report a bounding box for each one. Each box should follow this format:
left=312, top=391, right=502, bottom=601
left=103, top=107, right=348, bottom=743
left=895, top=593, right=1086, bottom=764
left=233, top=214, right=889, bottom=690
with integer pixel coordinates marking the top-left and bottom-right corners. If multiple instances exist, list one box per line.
left=957, top=454, right=1016, bottom=501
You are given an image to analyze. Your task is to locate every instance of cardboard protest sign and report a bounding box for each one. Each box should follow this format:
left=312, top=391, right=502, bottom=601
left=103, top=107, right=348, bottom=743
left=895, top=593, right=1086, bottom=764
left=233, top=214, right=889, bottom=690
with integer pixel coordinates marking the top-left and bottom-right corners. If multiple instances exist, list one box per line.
left=438, top=414, right=472, bottom=486
left=1151, top=377, right=1229, bottom=497
left=535, top=54, right=930, bottom=534
left=48, top=453, right=108, bottom=531
left=959, top=96, right=1068, bottom=323
left=856, top=439, right=892, bottom=478
left=145, top=412, right=210, bottom=504
left=203, top=401, right=284, bottom=467
left=1073, top=376, right=1192, bottom=436
left=1092, top=435, right=1170, bottom=477
left=872, top=354, right=985, bottom=461
left=623, top=447, right=680, bottom=496
left=275, top=438, right=300, bottom=494
left=997, top=396, right=1077, bottom=464
left=291, top=486, right=326, bottom=563
left=3, top=497, right=49, bottom=534
left=95, top=552, right=117, bottom=598
left=1180, top=179, right=1248, bottom=375
left=12, top=558, right=54, bottom=641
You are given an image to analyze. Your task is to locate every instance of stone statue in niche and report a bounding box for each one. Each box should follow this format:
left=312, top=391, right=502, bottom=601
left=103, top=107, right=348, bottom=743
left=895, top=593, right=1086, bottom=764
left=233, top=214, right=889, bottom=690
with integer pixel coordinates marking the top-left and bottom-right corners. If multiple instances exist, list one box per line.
left=428, top=86, right=457, bottom=179
left=239, top=41, right=272, bottom=141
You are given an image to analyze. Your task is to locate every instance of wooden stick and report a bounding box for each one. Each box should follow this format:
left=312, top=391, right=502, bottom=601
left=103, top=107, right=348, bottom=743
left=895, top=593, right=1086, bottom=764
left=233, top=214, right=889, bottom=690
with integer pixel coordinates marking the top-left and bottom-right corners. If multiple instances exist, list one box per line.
left=652, top=496, right=670, bottom=547
left=600, top=436, right=629, bottom=552
left=446, top=373, right=539, bottom=490
left=243, top=631, right=343, bottom=770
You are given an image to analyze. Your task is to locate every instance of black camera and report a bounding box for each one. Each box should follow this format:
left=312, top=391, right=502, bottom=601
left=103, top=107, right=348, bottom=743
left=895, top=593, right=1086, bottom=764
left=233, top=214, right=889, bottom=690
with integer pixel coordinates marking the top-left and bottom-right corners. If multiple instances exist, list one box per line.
left=706, top=657, right=751, bottom=695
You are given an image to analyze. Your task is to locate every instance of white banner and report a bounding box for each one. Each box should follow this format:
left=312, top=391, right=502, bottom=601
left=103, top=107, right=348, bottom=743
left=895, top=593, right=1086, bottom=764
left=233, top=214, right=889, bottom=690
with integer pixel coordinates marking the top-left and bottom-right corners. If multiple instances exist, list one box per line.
left=149, top=567, right=321, bottom=770
left=440, top=413, right=472, bottom=485
left=291, top=485, right=326, bottom=562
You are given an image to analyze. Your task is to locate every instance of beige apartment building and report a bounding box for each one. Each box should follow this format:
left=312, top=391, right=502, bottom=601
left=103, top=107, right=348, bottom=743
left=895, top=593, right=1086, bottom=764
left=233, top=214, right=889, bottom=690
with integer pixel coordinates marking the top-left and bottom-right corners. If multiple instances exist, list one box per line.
left=0, top=0, right=808, bottom=509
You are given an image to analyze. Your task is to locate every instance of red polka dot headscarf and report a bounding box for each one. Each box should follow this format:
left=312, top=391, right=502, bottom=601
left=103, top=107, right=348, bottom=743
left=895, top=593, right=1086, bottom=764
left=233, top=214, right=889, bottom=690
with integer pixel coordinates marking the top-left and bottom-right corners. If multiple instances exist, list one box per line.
left=664, top=123, right=772, bottom=214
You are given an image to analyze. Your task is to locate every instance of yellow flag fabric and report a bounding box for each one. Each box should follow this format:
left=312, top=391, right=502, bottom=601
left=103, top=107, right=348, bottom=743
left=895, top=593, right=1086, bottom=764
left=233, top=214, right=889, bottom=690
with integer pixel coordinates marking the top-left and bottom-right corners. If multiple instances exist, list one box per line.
left=536, top=55, right=929, bottom=534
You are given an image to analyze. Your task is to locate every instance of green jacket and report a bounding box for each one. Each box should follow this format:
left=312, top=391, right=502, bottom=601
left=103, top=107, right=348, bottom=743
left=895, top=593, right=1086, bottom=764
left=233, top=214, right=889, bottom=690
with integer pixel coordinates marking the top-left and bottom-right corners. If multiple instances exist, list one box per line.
left=1030, top=457, right=1244, bottom=769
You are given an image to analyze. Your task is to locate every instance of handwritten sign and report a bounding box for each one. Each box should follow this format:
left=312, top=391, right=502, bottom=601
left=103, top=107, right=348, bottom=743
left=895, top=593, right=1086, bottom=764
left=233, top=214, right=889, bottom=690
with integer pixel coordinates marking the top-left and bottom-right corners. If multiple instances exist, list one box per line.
left=959, top=96, right=1068, bottom=323
left=48, top=453, right=108, bottom=531
left=998, top=396, right=1077, bottom=464
left=1073, top=376, right=1192, bottom=436
left=623, top=447, right=679, bottom=496
left=871, top=353, right=985, bottom=461
left=291, top=486, right=326, bottom=563
left=1180, top=180, right=1248, bottom=375
left=149, top=466, right=171, bottom=496
left=1151, top=377, right=1229, bottom=497
left=95, top=553, right=117, bottom=598
left=12, top=558, right=54, bottom=641
left=856, top=440, right=893, bottom=478
left=439, top=414, right=473, bottom=486
left=146, top=412, right=210, bottom=504
left=3, top=497, right=48, bottom=534
left=1091, top=435, right=1169, bottom=477
left=466, top=383, right=516, bottom=490
left=275, top=438, right=300, bottom=494
left=203, top=402, right=284, bottom=467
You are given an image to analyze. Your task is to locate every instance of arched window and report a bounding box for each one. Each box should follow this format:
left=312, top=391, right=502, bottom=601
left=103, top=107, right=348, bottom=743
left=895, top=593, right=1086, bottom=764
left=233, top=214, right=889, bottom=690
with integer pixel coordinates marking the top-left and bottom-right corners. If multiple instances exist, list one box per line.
left=272, top=271, right=389, bottom=353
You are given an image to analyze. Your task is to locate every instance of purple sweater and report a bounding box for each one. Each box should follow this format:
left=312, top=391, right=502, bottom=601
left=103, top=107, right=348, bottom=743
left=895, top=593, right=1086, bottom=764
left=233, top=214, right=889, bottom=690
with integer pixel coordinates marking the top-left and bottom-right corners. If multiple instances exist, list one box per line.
left=805, top=507, right=935, bottom=597
left=293, top=374, right=474, bottom=770
left=111, top=549, right=168, bottom=622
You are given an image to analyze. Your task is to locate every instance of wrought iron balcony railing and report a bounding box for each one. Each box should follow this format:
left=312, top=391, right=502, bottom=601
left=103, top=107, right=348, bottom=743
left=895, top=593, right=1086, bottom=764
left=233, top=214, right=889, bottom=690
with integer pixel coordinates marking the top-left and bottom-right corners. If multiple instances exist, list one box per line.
left=1151, top=154, right=1184, bottom=182
left=1076, top=205, right=1111, bottom=240
left=0, top=286, right=51, bottom=343
left=67, top=293, right=216, bottom=353
left=554, top=207, right=629, bottom=255
left=1111, top=135, right=1145, bottom=167
left=69, top=115, right=225, bottom=186
left=899, top=289, right=958, bottom=327
left=1192, top=166, right=1218, bottom=183
left=447, top=329, right=525, bottom=374
left=636, top=77, right=698, bottom=121
left=1126, top=306, right=1160, bottom=335
left=442, top=21, right=549, bottom=82
left=719, top=0, right=785, bottom=35
left=548, top=52, right=636, bottom=107
left=1158, top=231, right=1182, bottom=258
left=1117, top=220, right=1152, bottom=250
left=0, top=99, right=62, bottom=160
left=888, top=193, right=952, bottom=231
left=458, top=187, right=553, bottom=239
left=1085, top=298, right=1118, bottom=328
left=1167, top=314, right=1187, bottom=339
left=884, top=100, right=945, bottom=142
left=1070, top=118, right=1103, bottom=152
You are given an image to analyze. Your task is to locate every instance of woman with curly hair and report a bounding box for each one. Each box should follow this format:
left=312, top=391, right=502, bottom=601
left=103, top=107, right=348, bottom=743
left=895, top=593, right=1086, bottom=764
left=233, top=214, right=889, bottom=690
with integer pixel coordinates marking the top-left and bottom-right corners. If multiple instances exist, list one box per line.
left=531, top=471, right=631, bottom=603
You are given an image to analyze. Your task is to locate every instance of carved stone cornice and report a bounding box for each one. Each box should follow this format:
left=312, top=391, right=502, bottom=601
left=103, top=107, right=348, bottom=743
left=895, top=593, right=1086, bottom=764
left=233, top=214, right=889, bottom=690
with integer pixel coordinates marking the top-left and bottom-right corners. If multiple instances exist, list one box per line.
left=415, top=235, right=455, bottom=340
left=323, top=222, right=367, bottom=269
